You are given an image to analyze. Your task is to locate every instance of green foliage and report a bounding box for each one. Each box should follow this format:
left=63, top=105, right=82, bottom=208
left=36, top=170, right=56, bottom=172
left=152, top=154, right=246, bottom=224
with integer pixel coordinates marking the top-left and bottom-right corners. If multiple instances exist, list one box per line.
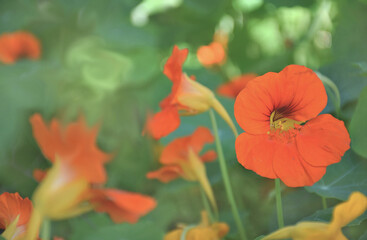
left=350, top=86, right=367, bottom=158
left=306, top=151, right=367, bottom=200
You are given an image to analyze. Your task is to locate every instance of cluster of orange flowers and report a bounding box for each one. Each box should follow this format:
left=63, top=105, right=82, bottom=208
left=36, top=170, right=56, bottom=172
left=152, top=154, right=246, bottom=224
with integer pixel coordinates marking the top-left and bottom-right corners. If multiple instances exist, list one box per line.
left=0, top=29, right=364, bottom=240
left=0, top=113, right=157, bottom=240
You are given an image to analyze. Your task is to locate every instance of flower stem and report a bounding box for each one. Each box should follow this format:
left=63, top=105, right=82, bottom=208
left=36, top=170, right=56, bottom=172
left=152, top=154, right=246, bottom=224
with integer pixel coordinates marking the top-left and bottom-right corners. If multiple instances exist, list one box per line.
left=41, top=218, right=51, bottom=240
left=209, top=109, right=247, bottom=240
left=318, top=72, right=341, bottom=117
left=322, top=196, right=328, bottom=209
left=275, top=179, right=284, bottom=228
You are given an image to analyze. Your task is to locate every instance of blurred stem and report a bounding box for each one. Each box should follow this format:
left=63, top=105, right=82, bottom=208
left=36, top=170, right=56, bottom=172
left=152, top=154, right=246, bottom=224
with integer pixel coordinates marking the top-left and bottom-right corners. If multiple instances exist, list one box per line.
left=318, top=72, right=341, bottom=117
left=209, top=109, right=247, bottom=240
left=200, top=186, right=217, bottom=223
left=180, top=225, right=196, bottom=240
left=275, top=179, right=284, bottom=228
left=322, top=196, right=328, bottom=209
left=41, top=218, right=51, bottom=240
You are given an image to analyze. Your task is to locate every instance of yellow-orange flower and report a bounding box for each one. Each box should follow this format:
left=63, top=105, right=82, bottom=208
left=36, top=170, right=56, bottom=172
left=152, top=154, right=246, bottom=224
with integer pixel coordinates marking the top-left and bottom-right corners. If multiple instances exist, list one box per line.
left=164, top=211, right=229, bottom=240
left=263, top=192, right=367, bottom=240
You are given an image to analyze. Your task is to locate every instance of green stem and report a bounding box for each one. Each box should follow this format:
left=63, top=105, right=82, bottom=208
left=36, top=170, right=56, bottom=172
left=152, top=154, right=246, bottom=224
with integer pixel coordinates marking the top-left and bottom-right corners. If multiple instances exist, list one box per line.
left=318, top=72, right=342, bottom=117
left=41, top=218, right=51, bottom=240
left=322, top=196, right=328, bottom=209
left=275, top=179, right=284, bottom=228
left=209, top=109, right=247, bottom=240
left=200, top=186, right=217, bottom=222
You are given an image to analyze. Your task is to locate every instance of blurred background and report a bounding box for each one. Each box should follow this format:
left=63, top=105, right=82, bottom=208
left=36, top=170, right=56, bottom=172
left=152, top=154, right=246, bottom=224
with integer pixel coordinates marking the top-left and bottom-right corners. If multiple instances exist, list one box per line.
left=1, top=0, right=367, bottom=239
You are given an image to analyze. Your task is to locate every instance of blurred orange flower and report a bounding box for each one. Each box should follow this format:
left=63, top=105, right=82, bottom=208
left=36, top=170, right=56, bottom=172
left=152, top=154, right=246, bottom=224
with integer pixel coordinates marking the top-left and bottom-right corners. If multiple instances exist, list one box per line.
left=217, top=74, right=257, bottom=98
left=145, top=45, right=237, bottom=139
left=30, top=114, right=110, bottom=184
left=197, top=31, right=227, bottom=67
left=26, top=114, right=156, bottom=240
left=263, top=192, right=367, bottom=240
left=147, top=127, right=217, bottom=208
left=0, top=192, right=32, bottom=240
left=164, top=211, right=229, bottom=240
left=0, top=31, right=41, bottom=64
left=234, top=65, right=350, bottom=187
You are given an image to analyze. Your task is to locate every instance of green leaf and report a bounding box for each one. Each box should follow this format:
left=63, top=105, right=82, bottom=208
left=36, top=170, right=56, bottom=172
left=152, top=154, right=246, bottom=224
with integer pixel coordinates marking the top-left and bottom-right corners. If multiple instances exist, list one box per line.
left=350, top=86, right=367, bottom=158
left=360, top=230, right=367, bottom=240
left=318, top=63, right=367, bottom=114
left=254, top=236, right=265, bottom=240
left=305, top=150, right=367, bottom=200
left=70, top=218, right=164, bottom=240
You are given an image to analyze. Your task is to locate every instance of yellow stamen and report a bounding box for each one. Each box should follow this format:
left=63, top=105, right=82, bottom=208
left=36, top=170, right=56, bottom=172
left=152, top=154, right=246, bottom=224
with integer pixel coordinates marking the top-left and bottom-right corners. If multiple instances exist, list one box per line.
left=269, top=111, right=304, bottom=132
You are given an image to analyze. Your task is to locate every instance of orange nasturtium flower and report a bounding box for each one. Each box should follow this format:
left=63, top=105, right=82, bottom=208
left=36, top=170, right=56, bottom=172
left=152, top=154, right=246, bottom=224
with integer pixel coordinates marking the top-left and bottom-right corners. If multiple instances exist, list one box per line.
left=217, top=73, right=258, bottom=99
left=0, top=192, right=32, bottom=240
left=234, top=65, right=350, bottom=187
left=0, top=31, right=41, bottom=64
left=264, top=192, right=367, bottom=240
left=147, top=127, right=217, bottom=208
left=144, top=45, right=237, bottom=139
left=25, top=114, right=156, bottom=240
left=197, top=31, right=227, bottom=67
left=164, top=211, right=229, bottom=240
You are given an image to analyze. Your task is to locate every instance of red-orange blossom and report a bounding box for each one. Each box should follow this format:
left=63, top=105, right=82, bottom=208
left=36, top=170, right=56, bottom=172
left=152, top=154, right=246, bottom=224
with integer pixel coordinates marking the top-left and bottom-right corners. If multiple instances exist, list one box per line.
left=234, top=65, right=350, bottom=187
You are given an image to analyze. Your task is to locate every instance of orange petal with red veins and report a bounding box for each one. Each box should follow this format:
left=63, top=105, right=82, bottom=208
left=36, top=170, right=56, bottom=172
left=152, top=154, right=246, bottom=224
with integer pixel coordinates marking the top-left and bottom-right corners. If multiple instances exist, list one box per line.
left=90, top=189, right=156, bottom=224
left=272, top=143, right=326, bottom=187
left=0, top=192, right=32, bottom=229
left=200, top=150, right=217, bottom=162
left=234, top=72, right=279, bottom=134
left=144, top=106, right=180, bottom=140
left=278, top=65, right=327, bottom=122
left=234, top=65, right=327, bottom=135
left=146, top=166, right=182, bottom=183
left=163, top=46, right=188, bottom=83
left=297, top=114, right=350, bottom=167
left=235, top=133, right=277, bottom=179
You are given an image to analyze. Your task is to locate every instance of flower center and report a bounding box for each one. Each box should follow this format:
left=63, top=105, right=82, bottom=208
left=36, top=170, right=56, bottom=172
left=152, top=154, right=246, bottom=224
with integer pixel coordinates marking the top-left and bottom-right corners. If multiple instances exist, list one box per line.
left=269, top=111, right=303, bottom=132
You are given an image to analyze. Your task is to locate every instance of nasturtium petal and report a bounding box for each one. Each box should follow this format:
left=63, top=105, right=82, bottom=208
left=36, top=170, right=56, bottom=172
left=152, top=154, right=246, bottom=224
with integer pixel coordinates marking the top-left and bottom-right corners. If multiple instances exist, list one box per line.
left=297, top=114, right=350, bottom=167
left=272, top=143, right=326, bottom=187
left=235, top=133, right=277, bottom=179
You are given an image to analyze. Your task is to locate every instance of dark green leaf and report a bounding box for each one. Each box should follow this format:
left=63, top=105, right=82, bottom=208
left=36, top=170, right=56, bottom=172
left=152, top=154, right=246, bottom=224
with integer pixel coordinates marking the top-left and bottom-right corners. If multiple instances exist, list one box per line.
left=350, top=86, right=367, bottom=157
left=306, top=151, right=367, bottom=200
